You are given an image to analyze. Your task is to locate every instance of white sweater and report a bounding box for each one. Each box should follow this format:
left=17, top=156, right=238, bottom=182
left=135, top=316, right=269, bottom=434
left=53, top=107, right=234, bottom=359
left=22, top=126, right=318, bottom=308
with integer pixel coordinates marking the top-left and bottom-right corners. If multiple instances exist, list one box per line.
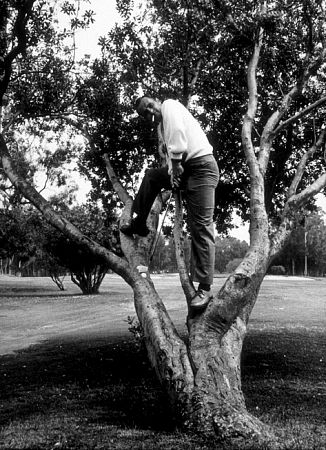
left=159, top=99, right=213, bottom=173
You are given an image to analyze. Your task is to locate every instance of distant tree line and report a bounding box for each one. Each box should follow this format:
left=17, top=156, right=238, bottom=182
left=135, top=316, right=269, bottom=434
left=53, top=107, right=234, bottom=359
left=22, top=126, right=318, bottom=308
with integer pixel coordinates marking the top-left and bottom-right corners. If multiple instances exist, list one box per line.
left=2, top=204, right=326, bottom=288
left=0, top=201, right=250, bottom=282
left=95, top=210, right=326, bottom=277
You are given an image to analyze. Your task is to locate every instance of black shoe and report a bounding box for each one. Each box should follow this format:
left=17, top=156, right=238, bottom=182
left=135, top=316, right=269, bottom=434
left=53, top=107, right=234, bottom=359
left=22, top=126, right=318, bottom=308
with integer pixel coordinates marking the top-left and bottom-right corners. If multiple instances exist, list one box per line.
left=120, top=219, right=150, bottom=237
left=190, top=289, right=211, bottom=310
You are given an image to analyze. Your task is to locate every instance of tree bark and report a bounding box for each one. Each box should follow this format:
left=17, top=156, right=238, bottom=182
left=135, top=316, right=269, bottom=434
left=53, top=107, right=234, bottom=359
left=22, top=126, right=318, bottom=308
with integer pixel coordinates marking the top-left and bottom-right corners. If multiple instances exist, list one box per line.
left=130, top=257, right=273, bottom=440
left=187, top=318, right=270, bottom=438
left=180, top=241, right=271, bottom=437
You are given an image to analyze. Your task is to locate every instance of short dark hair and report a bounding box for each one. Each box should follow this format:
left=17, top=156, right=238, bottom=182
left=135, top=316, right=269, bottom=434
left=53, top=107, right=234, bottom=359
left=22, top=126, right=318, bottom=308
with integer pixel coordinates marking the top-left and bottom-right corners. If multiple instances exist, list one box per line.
left=135, top=94, right=157, bottom=110
left=135, top=96, right=146, bottom=109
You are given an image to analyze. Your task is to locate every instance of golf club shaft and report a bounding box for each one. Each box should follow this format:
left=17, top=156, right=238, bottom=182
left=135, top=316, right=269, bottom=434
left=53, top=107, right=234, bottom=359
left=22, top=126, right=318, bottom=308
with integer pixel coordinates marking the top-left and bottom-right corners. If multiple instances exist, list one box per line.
left=150, top=192, right=173, bottom=261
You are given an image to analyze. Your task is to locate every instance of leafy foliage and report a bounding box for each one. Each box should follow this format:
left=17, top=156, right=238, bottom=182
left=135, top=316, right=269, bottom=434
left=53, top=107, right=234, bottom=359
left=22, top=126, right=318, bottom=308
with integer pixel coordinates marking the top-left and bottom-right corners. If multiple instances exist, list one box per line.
left=0, top=1, right=96, bottom=207
left=215, top=236, right=249, bottom=273
left=3, top=1, right=326, bottom=236
left=66, top=0, right=320, bottom=233
left=0, top=206, right=38, bottom=263
left=74, top=59, right=157, bottom=208
left=41, top=202, right=120, bottom=294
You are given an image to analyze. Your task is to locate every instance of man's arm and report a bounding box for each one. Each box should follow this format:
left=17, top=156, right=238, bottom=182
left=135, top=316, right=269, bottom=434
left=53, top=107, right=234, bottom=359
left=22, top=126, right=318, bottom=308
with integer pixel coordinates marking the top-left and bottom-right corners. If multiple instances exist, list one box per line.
left=162, top=100, right=187, bottom=162
left=161, top=100, right=188, bottom=188
left=171, top=159, right=184, bottom=189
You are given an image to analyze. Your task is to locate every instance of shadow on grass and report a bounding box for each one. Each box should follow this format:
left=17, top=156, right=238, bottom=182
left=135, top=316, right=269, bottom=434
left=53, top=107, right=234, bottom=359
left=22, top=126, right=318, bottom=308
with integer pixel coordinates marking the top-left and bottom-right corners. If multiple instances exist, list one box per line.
left=242, top=329, right=326, bottom=426
left=0, top=335, right=174, bottom=432
left=1, top=329, right=326, bottom=449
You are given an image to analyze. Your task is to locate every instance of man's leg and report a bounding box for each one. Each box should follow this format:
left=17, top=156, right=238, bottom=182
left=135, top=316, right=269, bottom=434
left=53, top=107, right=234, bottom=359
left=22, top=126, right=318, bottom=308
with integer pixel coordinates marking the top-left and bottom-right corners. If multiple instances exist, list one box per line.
left=133, top=166, right=171, bottom=220
left=121, top=166, right=171, bottom=236
left=184, top=155, right=219, bottom=308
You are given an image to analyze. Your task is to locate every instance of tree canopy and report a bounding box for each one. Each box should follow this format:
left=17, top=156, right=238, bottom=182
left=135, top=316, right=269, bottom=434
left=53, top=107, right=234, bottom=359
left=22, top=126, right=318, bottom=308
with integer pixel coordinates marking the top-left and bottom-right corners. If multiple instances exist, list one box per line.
left=2, top=1, right=325, bottom=234
left=96, top=0, right=326, bottom=231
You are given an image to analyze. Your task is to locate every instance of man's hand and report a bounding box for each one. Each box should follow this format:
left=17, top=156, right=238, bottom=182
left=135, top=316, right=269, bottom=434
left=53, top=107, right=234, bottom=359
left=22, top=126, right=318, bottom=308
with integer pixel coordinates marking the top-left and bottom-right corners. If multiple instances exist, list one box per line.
left=171, top=160, right=184, bottom=189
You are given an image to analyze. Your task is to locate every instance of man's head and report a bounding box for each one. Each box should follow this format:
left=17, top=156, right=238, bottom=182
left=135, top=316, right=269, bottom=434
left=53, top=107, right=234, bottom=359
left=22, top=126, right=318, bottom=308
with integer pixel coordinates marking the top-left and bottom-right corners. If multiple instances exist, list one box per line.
left=135, top=96, right=162, bottom=125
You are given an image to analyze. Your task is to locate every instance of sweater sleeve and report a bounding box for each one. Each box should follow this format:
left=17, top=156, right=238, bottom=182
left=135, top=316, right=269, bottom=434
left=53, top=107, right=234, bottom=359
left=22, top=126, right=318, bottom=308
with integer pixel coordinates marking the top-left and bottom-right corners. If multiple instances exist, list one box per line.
left=162, top=100, right=187, bottom=161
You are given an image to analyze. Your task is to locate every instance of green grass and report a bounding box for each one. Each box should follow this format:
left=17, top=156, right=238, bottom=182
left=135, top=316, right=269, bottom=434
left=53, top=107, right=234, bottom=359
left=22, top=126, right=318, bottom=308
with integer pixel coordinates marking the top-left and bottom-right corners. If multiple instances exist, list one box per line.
left=0, top=275, right=326, bottom=449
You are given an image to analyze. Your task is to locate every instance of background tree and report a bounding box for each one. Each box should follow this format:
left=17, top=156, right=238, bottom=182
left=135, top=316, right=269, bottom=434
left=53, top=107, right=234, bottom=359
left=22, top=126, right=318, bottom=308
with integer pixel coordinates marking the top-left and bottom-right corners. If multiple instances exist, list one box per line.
left=215, top=236, right=249, bottom=273
left=305, top=213, right=326, bottom=275
left=36, top=249, right=67, bottom=290
left=274, top=210, right=326, bottom=276
left=149, top=234, right=169, bottom=272
left=2, top=0, right=326, bottom=444
left=0, top=205, right=41, bottom=275
left=0, top=200, right=115, bottom=292
left=42, top=202, right=119, bottom=294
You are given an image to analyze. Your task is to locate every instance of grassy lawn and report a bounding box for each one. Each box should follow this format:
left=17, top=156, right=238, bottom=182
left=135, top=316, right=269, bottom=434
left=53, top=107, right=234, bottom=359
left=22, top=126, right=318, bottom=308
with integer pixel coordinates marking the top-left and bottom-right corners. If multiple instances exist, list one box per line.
left=0, top=275, right=326, bottom=449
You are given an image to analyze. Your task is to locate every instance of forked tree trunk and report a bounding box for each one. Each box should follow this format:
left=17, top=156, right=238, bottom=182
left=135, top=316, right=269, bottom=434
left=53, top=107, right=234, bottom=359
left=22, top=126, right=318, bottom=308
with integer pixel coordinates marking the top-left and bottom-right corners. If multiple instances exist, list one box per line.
left=0, top=101, right=278, bottom=443
left=0, top=112, right=313, bottom=444
left=129, top=239, right=273, bottom=441
left=186, top=284, right=268, bottom=438
left=104, top=148, right=274, bottom=439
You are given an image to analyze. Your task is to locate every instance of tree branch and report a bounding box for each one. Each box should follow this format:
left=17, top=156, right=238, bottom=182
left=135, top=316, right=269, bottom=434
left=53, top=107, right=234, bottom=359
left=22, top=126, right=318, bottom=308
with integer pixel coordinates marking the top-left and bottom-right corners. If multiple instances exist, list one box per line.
left=0, top=133, right=130, bottom=280
left=288, top=128, right=326, bottom=198
left=37, top=171, right=50, bottom=195
left=102, top=153, right=131, bottom=205
left=0, top=1, right=35, bottom=99
left=260, top=47, right=326, bottom=161
left=288, top=171, right=326, bottom=210
left=241, top=26, right=263, bottom=170
left=58, top=115, right=131, bottom=206
left=271, top=125, right=326, bottom=259
left=270, top=168, right=326, bottom=260
left=272, top=96, right=326, bottom=138
left=258, top=83, right=298, bottom=173
left=186, top=58, right=203, bottom=108
left=241, top=12, right=270, bottom=245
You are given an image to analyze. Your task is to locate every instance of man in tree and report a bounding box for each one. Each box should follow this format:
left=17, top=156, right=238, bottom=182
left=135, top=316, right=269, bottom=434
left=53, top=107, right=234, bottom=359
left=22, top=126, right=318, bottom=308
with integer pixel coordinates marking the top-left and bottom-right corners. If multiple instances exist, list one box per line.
left=121, top=96, right=219, bottom=309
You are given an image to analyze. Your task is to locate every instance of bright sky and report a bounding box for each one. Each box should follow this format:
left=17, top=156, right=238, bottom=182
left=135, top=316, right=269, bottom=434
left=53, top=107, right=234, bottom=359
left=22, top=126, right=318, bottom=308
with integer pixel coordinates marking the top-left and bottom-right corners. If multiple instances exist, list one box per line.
left=73, top=0, right=121, bottom=59
left=43, top=1, right=121, bottom=202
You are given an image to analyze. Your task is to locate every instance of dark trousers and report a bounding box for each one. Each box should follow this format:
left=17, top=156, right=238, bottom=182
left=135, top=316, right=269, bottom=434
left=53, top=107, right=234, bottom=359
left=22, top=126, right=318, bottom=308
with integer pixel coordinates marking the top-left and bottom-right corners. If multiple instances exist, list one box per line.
left=133, top=155, right=219, bottom=285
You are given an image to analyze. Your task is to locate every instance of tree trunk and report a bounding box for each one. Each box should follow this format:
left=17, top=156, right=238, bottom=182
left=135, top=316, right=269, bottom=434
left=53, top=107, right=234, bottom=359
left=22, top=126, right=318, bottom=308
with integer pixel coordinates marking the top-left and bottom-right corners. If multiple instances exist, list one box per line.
left=129, top=247, right=273, bottom=441
left=50, top=274, right=65, bottom=291
left=186, top=316, right=270, bottom=439
left=132, top=276, right=195, bottom=422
